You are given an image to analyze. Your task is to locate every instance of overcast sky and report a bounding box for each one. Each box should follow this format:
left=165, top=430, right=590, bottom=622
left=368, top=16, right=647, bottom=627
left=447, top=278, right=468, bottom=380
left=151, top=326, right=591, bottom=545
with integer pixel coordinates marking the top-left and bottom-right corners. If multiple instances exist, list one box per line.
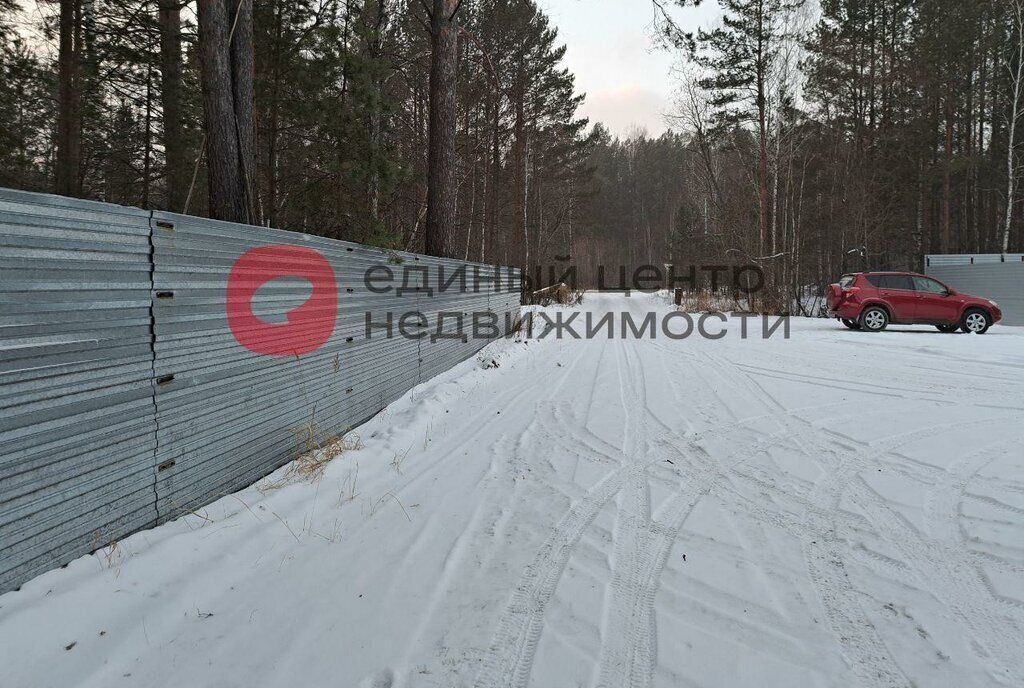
left=537, top=0, right=722, bottom=138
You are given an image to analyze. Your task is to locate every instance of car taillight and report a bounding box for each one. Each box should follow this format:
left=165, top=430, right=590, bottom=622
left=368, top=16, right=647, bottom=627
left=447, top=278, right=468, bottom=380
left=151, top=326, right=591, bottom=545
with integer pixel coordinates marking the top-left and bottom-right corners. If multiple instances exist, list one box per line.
left=842, top=287, right=860, bottom=301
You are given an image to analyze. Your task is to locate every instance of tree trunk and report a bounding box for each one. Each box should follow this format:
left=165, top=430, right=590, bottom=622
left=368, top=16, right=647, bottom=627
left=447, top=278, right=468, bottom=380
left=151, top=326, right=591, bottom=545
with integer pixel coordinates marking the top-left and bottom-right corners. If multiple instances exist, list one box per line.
left=266, top=0, right=283, bottom=227
left=197, top=0, right=259, bottom=225
left=198, top=0, right=245, bottom=222
left=511, top=69, right=526, bottom=269
left=158, top=0, right=186, bottom=211
left=55, top=0, right=82, bottom=197
left=488, top=92, right=501, bottom=263
left=758, top=112, right=770, bottom=257
left=1004, top=0, right=1024, bottom=252
left=942, top=98, right=953, bottom=253
left=143, top=64, right=153, bottom=208
left=756, top=11, right=770, bottom=257
left=365, top=0, right=388, bottom=234
left=424, top=0, right=460, bottom=258
left=465, top=113, right=477, bottom=261
left=230, top=0, right=260, bottom=225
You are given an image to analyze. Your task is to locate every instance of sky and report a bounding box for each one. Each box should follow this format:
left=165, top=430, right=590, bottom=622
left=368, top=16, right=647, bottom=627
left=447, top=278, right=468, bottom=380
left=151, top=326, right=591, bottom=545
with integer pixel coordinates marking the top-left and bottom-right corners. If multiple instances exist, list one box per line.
left=537, top=0, right=723, bottom=138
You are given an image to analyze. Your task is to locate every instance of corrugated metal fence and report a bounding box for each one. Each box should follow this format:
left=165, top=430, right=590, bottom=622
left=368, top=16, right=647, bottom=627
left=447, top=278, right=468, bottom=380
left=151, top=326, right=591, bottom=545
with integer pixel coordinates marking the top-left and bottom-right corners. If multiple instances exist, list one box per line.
left=0, top=190, right=158, bottom=594
left=925, top=254, right=1024, bottom=326
left=0, top=188, right=521, bottom=594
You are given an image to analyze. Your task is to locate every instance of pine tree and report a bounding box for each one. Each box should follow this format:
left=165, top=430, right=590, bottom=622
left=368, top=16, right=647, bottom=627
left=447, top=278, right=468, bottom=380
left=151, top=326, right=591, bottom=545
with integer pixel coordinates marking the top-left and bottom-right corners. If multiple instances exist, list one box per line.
left=197, top=0, right=259, bottom=224
left=158, top=0, right=187, bottom=211
left=424, top=0, right=461, bottom=258
left=55, top=0, right=83, bottom=197
left=0, top=3, right=53, bottom=191
left=695, top=0, right=804, bottom=256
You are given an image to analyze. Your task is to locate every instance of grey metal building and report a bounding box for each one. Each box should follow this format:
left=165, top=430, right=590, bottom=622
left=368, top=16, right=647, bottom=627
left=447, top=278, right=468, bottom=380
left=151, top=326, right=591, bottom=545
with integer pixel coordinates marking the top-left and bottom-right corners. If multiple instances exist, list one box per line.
left=925, top=254, right=1024, bottom=326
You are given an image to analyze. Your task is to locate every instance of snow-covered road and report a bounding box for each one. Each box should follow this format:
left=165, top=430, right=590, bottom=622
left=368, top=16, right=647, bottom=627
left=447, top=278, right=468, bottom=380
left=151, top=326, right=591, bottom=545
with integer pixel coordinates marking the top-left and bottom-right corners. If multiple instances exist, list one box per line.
left=2, top=292, right=1023, bottom=688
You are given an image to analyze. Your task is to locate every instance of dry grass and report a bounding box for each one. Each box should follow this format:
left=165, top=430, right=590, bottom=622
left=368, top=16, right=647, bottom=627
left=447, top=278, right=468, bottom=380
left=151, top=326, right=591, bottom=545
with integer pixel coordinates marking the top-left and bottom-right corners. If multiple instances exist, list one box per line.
left=366, top=491, right=413, bottom=521
left=673, top=289, right=740, bottom=313
left=565, top=287, right=585, bottom=306
left=748, top=287, right=791, bottom=315
left=288, top=430, right=362, bottom=483
left=391, top=446, right=412, bottom=474
left=339, top=462, right=360, bottom=505
left=262, top=410, right=364, bottom=487
left=91, top=534, right=131, bottom=575
left=672, top=286, right=792, bottom=316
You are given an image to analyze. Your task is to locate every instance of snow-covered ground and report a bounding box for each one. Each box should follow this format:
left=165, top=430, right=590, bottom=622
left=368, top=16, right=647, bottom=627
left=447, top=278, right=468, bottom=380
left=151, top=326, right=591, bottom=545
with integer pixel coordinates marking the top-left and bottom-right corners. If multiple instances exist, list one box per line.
left=2, top=292, right=1023, bottom=688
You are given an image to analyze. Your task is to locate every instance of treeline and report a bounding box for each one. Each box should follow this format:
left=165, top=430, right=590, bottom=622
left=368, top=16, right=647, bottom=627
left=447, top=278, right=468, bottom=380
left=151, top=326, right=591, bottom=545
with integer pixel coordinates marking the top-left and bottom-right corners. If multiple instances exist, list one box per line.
left=577, top=0, right=1024, bottom=299
left=1, top=0, right=1022, bottom=301
left=0, top=0, right=590, bottom=266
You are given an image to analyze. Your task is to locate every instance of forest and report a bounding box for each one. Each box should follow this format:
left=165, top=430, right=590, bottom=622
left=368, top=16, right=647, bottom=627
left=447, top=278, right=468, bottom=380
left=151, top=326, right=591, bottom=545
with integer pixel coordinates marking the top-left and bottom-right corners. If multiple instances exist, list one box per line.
left=0, top=0, right=1022, bottom=304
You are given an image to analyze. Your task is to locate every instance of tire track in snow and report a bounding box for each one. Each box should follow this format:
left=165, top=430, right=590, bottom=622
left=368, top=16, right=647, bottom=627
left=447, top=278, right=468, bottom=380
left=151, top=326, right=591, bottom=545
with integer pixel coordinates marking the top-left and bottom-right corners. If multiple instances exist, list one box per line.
left=832, top=426, right=1024, bottom=684
left=595, top=340, right=656, bottom=688
left=476, top=313, right=672, bottom=688
left=609, top=317, right=1020, bottom=687
left=472, top=466, right=627, bottom=688
left=848, top=472, right=1024, bottom=685
left=608, top=449, right=716, bottom=688
left=402, top=336, right=605, bottom=686
left=923, top=437, right=1023, bottom=548
left=595, top=464, right=654, bottom=688
left=473, top=333, right=628, bottom=688
left=806, top=415, right=1024, bottom=684
left=478, top=297, right=1018, bottom=688
left=406, top=331, right=608, bottom=687
left=593, top=331, right=807, bottom=688
left=593, top=336, right=818, bottom=688
left=698, top=350, right=911, bottom=687
left=716, top=352, right=1024, bottom=685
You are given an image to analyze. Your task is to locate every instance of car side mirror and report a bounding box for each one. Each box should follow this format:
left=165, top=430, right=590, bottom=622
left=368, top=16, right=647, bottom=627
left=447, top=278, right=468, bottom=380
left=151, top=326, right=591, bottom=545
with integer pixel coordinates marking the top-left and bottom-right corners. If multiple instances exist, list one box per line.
left=944, top=289, right=956, bottom=296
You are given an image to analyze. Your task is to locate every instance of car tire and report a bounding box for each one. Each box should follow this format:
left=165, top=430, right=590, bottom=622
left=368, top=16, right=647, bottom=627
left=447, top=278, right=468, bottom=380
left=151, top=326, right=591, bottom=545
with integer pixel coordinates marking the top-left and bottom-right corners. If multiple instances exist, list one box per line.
left=935, top=324, right=959, bottom=333
left=859, top=306, right=888, bottom=332
left=842, top=319, right=861, bottom=330
left=960, top=308, right=991, bottom=334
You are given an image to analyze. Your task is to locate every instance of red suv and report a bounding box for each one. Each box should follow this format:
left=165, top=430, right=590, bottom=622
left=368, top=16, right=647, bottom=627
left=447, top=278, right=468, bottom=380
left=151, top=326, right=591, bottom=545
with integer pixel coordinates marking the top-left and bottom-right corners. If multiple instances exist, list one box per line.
left=826, top=272, right=1002, bottom=333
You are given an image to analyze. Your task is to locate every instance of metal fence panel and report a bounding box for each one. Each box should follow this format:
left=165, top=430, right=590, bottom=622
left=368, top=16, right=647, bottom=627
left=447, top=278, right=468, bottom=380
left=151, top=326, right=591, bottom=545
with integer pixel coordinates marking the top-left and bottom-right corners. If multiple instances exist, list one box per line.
left=925, top=255, right=1024, bottom=326
left=926, top=253, right=1024, bottom=266
left=0, top=190, right=157, bottom=593
left=1, top=191, right=519, bottom=594
left=149, top=211, right=521, bottom=522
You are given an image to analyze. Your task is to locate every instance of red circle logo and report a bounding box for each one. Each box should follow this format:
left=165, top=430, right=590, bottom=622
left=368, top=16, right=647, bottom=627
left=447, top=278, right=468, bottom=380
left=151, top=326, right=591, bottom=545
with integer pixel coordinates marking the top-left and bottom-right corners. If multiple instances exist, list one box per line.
left=226, top=245, right=338, bottom=356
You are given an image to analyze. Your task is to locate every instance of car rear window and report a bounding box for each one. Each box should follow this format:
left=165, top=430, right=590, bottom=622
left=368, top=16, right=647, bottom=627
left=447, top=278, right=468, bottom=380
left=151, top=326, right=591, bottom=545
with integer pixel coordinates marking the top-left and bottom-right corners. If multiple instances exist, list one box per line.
left=839, top=274, right=856, bottom=288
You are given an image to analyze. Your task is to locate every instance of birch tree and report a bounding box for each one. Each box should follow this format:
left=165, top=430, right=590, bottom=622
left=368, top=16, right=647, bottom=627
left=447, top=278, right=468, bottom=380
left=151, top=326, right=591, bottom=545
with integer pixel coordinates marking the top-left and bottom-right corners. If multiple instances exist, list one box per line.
left=1004, top=0, right=1024, bottom=252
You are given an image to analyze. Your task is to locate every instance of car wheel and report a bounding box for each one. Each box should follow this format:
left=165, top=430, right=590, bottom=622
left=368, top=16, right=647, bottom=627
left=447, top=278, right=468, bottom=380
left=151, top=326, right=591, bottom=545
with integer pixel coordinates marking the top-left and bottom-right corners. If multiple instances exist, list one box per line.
left=859, top=306, right=888, bottom=332
left=842, top=318, right=861, bottom=330
left=960, top=308, right=991, bottom=334
left=935, top=324, right=959, bottom=333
